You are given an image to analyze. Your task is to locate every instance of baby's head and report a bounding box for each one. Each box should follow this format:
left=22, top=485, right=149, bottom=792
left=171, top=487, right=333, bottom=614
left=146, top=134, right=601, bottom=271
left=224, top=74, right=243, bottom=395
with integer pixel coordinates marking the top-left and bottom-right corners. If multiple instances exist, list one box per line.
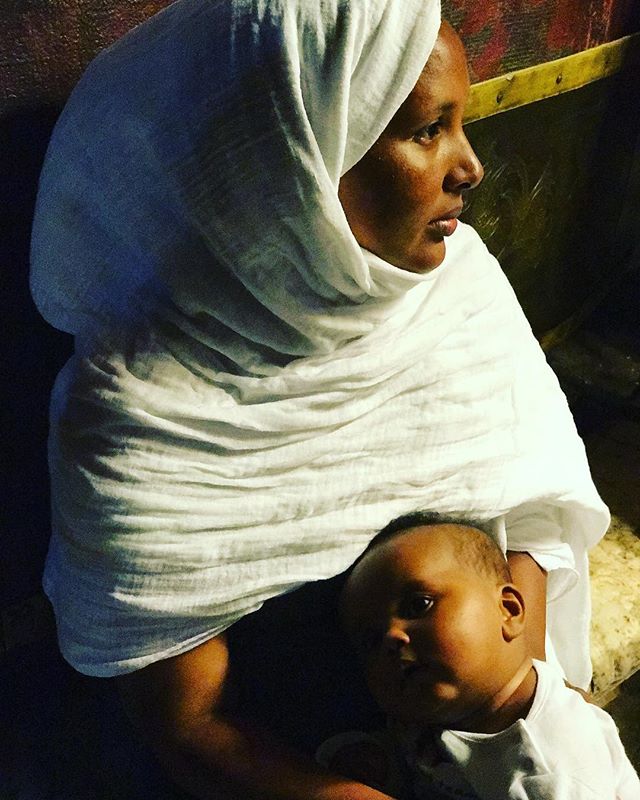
left=341, top=513, right=531, bottom=731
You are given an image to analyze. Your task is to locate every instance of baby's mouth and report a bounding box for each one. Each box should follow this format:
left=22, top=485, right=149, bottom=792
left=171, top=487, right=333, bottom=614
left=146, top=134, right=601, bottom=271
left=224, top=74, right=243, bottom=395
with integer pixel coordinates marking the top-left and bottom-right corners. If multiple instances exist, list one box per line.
left=400, top=660, right=428, bottom=683
left=400, top=659, right=446, bottom=686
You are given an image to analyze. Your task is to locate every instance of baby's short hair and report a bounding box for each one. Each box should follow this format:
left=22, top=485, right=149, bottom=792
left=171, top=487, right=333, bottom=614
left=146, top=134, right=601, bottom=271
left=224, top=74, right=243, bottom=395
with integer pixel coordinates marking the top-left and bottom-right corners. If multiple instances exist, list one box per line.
left=362, top=511, right=512, bottom=584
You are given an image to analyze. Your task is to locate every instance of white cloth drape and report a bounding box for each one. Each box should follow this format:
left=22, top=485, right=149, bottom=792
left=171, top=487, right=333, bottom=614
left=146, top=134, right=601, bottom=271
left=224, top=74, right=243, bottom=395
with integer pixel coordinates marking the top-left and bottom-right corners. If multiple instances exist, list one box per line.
left=30, top=0, right=608, bottom=685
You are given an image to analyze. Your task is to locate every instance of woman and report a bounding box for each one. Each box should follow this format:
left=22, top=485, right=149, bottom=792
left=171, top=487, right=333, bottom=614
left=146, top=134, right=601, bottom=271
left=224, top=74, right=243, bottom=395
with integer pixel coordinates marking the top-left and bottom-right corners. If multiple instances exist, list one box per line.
left=30, top=1, right=608, bottom=798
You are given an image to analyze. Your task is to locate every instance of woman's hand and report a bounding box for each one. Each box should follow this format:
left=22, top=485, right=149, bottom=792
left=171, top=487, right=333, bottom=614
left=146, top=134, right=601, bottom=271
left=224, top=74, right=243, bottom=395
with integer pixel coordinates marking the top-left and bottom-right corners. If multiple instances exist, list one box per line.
left=117, top=632, right=396, bottom=800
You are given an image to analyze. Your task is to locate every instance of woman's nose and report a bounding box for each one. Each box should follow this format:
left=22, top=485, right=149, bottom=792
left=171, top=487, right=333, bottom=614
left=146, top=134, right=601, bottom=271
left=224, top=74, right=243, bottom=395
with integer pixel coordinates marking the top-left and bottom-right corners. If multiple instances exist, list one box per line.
left=444, top=134, right=484, bottom=193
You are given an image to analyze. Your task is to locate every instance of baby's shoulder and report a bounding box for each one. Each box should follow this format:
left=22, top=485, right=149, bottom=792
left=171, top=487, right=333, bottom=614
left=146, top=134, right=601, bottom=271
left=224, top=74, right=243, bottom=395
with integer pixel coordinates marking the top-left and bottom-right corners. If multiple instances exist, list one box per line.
left=527, top=663, right=623, bottom=771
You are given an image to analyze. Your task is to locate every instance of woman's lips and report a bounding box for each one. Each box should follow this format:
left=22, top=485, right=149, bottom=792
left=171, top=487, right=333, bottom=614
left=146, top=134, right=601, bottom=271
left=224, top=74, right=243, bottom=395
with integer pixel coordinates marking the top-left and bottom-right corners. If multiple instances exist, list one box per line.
left=428, top=206, right=463, bottom=237
left=429, top=217, right=458, bottom=237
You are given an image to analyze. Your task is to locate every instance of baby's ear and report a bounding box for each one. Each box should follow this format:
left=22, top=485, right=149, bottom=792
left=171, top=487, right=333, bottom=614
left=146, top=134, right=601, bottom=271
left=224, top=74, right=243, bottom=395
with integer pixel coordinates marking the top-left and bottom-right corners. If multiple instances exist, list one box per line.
left=499, top=585, right=526, bottom=642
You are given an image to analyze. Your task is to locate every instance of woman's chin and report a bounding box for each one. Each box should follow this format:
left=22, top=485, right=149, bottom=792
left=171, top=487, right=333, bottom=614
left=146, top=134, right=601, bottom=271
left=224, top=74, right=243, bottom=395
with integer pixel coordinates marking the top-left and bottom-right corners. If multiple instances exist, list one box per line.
left=396, top=242, right=446, bottom=274
left=366, top=238, right=446, bottom=274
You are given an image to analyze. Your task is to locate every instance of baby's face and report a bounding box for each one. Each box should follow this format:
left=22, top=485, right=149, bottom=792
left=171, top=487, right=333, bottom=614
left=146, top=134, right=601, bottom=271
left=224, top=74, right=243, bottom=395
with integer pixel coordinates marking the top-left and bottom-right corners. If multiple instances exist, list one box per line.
left=342, top=525, right=514, bottom=728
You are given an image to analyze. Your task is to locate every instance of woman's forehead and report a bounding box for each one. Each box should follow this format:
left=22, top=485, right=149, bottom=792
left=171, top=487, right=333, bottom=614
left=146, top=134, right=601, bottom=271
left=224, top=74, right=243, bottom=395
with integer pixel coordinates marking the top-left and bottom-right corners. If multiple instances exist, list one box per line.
left=386, top=24, right=470, bottom=131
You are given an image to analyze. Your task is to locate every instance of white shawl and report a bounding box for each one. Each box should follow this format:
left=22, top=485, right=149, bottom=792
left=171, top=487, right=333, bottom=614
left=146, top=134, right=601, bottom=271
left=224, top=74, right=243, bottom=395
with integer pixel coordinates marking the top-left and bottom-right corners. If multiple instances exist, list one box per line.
left=30, top=0, right=608, bottom=686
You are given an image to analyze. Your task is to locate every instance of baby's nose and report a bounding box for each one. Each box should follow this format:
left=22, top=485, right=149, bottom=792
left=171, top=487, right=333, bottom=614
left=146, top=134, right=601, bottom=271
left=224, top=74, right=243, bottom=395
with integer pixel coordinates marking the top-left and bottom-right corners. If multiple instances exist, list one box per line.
left=384, top=623, right=411, bottom=654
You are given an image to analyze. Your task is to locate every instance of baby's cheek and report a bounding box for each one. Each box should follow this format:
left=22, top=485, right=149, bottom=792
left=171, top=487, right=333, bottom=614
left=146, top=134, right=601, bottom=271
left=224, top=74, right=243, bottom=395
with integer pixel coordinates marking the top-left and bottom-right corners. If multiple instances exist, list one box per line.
left=366, top=663, right=396, bottom=709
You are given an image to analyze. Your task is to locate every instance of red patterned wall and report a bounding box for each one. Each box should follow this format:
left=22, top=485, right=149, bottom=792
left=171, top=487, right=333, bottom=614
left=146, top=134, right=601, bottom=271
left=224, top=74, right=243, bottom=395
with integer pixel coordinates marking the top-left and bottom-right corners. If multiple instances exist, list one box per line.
left=2, top=0, right=640, bottom=117
left=442, top=0, right=640, bottom=81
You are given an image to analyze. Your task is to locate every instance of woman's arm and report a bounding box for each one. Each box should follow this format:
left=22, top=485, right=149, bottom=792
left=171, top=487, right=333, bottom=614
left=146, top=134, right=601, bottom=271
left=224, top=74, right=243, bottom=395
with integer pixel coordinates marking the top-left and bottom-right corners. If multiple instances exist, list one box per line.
left=506, top=551, right=547, bottom=662
left=117, top=632, right=395, bottom=800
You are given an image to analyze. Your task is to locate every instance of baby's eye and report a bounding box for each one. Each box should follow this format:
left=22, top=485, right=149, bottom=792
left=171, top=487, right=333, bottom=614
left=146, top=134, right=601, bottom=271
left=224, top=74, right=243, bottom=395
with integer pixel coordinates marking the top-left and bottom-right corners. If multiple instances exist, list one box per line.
left=402, top=595, right=434, bottom=618
left=414, top=119, right=442, bottom=143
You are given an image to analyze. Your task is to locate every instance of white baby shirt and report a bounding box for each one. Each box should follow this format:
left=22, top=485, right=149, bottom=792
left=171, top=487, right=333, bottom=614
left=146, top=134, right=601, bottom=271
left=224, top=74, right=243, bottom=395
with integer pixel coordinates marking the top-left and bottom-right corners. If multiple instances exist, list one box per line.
left=405, top=660, right=639, bottom=800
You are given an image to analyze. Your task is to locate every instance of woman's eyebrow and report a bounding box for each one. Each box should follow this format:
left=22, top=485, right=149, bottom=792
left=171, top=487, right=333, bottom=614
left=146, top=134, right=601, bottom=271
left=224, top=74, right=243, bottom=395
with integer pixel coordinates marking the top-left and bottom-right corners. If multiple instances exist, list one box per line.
left=414, top=100, right=455, bottom=122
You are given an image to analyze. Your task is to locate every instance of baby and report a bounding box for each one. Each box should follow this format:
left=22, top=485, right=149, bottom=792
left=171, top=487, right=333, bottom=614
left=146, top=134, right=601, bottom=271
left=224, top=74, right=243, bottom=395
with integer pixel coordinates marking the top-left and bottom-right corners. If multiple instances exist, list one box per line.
left=326, top=512, right=639, bottom=799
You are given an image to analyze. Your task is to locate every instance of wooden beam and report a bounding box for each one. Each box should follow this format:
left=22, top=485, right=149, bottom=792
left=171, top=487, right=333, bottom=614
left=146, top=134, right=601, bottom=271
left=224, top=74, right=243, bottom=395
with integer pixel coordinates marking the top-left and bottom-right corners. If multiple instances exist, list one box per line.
left=465, top=32, right=640, bottom=123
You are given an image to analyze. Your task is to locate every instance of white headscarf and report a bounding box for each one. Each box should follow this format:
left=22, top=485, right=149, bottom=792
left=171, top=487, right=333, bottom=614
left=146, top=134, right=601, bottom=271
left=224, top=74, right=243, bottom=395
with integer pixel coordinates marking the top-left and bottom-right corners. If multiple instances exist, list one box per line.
left=31, top=0, right=608, bottom=685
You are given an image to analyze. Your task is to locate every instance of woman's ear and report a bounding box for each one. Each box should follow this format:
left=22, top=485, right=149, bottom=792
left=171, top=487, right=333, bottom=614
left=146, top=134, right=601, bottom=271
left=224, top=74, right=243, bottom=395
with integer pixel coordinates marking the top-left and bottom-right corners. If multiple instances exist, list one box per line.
left=500, top=584, right=526, bottom=642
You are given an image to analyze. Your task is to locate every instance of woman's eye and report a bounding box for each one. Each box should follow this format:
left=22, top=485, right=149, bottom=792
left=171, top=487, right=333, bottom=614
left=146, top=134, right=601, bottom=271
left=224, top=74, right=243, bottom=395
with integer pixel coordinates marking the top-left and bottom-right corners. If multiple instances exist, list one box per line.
left=403, top=595, right=434, bottom=617
left=414, top=120, right=442, bottom=143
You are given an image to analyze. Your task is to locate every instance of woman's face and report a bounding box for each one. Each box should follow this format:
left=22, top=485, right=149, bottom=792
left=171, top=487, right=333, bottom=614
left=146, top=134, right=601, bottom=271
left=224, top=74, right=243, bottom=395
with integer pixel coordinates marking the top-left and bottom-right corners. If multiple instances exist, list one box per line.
left=339, top=22, right=483, bottom=273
